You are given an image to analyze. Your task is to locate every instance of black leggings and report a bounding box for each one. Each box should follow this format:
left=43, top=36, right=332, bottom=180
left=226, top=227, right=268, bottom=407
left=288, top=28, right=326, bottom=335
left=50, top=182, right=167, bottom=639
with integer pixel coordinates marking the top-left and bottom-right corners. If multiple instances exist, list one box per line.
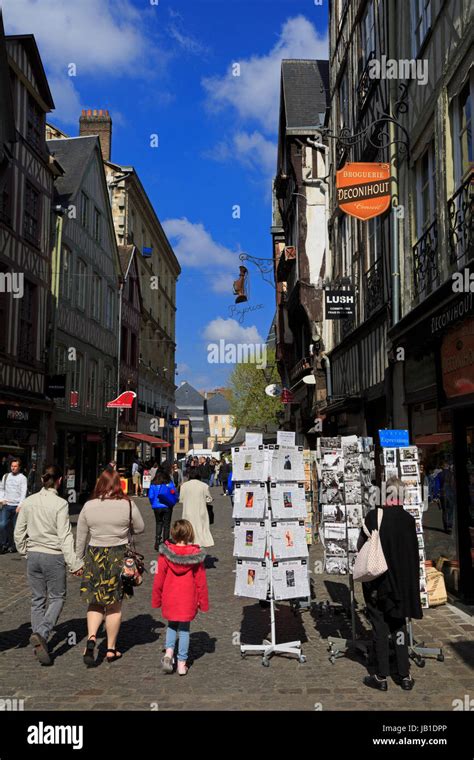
left=153, top=508, right=172, bottom=545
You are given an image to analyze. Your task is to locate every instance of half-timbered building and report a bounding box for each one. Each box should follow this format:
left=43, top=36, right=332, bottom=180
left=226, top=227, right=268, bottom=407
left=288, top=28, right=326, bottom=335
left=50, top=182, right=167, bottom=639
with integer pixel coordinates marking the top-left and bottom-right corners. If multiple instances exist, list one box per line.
left=325, top=0, right=473, bottom=603
left=0, top=19, right=57, bottom=474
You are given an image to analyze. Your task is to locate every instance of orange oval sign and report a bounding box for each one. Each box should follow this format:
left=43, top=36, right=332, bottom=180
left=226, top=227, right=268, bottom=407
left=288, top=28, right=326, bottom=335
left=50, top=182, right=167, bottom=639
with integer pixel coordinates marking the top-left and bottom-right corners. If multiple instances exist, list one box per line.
left=336, top=162, right=392, bottom=221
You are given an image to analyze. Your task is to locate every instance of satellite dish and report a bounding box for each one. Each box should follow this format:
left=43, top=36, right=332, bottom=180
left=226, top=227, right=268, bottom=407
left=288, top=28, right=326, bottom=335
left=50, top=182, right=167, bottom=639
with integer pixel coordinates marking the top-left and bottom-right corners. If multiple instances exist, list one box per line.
left=265, top=383, right=282, bottom=397
left=302, top=374, right=316, bottom=385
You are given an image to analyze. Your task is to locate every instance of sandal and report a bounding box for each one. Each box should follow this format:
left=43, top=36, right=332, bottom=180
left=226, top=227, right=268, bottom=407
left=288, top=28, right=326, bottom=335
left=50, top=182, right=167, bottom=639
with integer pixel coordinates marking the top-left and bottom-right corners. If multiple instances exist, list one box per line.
left=177, top=662, right=188, bottom=676
left=83, top=636, right=96, bottom=667
left=106, top=648, right=122, bottom=663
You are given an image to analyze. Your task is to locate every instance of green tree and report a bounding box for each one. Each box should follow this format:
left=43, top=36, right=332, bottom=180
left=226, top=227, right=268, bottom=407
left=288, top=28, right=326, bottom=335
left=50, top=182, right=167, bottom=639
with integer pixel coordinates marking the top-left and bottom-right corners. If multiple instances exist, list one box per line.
left=229, top=351, right=282, bottom=431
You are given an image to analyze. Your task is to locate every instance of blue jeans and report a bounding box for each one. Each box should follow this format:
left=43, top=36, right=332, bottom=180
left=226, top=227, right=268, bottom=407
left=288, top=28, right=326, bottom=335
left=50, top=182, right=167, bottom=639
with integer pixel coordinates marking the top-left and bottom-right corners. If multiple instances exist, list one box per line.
left=165, top=621, right=190, bottom=661
left=209, top=473, right=215, bottom=487
left=0, top=505, right=17, bottom=549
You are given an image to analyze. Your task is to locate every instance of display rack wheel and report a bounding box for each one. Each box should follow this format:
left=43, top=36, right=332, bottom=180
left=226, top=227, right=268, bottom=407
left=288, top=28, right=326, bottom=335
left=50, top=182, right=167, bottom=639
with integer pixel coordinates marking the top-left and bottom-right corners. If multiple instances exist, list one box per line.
left=329, top=655, right=335, bottom=664
left=298, top=655, right=307, bottom=664
left=240, top=652, right=247, bottom=659
left=262, top=658, right=270, bottom=667
left=414, top=655, right=425, bottom=668
left=437, top=653, right=444, bottom=663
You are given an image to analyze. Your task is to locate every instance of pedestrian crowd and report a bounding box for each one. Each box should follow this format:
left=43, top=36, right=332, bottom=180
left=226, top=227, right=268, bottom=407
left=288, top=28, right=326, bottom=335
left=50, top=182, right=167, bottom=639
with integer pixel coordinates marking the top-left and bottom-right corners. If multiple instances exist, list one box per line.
left=2, top=451, right=429, bottom=688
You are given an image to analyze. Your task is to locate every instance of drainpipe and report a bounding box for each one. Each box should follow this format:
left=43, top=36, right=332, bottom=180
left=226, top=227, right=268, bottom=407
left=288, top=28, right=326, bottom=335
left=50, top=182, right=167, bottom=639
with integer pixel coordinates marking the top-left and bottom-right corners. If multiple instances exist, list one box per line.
left=321, top=351, right=332, bottom=402
left=114, top=278, right=124, bottom=463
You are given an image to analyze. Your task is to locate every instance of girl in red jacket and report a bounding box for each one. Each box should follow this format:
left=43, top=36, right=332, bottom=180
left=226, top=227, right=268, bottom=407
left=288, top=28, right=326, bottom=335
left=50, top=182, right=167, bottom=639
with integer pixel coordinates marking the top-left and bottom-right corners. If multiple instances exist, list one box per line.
left=152, top=519, right=209, bottom=675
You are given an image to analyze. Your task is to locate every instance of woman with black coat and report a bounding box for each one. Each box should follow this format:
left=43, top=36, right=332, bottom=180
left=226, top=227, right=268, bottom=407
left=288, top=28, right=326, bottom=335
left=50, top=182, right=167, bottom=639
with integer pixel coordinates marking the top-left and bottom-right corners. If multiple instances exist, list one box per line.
left=358, top=476, right=422, bottom=692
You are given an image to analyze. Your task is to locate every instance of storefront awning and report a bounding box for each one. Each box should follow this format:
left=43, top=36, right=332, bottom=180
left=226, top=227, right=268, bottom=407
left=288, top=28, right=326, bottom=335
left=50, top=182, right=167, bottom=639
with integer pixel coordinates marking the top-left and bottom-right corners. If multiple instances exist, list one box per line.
left=119, top=432, right=171, bottom=447
left=415, top=433, right=452, bottom=446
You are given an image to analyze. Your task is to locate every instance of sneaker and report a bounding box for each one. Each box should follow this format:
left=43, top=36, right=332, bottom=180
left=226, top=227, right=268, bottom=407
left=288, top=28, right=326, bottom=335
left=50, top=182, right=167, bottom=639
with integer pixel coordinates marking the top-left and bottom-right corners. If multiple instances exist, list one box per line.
left=161, top=655, right=174, bottom=674
left=400, top=676, right=415, bottom=691
left=177, top=661, right=188, bottom=676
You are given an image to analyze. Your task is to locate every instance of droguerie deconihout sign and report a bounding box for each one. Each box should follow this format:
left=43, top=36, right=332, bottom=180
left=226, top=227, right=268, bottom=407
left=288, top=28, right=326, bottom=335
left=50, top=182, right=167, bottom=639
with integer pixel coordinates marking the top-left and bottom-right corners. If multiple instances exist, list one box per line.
left=336, top=162, right=392, bottom=221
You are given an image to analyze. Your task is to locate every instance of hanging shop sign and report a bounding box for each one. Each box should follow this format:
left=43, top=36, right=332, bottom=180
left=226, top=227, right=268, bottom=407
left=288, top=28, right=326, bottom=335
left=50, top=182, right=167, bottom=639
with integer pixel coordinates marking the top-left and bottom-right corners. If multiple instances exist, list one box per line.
left=70, top=391, right=79, bottom=408
left=336, top=162, right=391, bottom=221
left=325, top=289, right=356, bottom=319
left=46, top=374, right=66, bottom=398
left=106, top=391, right=137, bottom=409
left=281, top=388, right=294, bottom=404
left=441, top=317, right=474, bottom=398
left=378, top=429, right=409, bottom=448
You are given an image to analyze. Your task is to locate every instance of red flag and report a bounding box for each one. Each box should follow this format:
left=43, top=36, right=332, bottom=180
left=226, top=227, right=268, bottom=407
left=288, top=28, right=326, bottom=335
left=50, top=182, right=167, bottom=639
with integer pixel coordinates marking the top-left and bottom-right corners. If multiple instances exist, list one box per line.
left=106, top=391, right=137, bottom=409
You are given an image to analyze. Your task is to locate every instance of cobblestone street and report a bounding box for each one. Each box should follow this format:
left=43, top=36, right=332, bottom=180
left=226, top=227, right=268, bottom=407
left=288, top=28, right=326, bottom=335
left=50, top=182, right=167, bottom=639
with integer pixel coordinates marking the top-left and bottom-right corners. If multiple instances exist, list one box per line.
left=0, top=492, right=473, bottom=711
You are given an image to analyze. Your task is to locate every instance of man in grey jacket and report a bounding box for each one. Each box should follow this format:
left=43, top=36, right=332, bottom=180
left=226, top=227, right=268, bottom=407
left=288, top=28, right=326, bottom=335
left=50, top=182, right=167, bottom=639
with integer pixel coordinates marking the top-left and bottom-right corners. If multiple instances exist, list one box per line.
left=14, top=465, right=83, bottom=665
left=0, top=458, right=27, bottom=553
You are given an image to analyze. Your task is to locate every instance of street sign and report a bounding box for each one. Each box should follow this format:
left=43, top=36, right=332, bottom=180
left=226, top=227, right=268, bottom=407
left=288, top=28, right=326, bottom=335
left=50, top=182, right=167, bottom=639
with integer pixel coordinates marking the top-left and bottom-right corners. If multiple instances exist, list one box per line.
left=336, top=162, right=391, bottom=221
left=378, top=429, right=409, bottom=448
left=169, top=419, right=180, bottom=427
left=325, top=289, right=356, bottom=319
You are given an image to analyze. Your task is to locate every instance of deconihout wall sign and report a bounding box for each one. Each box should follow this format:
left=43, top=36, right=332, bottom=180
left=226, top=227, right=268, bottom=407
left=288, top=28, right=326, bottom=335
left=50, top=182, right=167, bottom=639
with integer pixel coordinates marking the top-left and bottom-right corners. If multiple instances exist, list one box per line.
left=336, top=162, right=392, bottom=221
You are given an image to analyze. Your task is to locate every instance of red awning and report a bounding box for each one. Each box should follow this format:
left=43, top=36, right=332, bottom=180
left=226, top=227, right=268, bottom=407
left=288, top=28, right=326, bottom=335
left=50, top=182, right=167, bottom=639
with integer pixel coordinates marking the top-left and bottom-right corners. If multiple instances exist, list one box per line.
left=119, top=432, right=171, bottom=447
left=414, top=433, right=452, bottom=446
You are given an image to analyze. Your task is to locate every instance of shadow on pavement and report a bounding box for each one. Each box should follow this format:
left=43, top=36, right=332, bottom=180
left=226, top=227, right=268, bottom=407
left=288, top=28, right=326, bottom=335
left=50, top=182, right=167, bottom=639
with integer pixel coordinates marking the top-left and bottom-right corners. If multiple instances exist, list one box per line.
left=239, top=601, right=309, bottom=646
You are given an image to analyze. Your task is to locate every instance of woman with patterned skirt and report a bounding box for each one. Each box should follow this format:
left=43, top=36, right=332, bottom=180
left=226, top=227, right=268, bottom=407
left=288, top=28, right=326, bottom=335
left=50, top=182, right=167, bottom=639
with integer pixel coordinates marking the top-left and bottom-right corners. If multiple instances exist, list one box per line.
left=76, top=470, right=144, bottom=666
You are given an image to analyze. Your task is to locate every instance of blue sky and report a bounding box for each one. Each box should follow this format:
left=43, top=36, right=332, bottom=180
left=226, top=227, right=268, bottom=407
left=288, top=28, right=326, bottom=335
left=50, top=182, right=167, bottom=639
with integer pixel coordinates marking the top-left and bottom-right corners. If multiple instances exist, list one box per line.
left=3, top=0, right=328, bottom=391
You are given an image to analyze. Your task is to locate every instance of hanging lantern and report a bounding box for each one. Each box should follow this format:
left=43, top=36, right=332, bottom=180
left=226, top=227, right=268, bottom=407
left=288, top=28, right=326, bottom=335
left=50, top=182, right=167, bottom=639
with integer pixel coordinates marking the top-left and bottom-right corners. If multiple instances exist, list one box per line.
left=232, top=265, right=248, bottom=303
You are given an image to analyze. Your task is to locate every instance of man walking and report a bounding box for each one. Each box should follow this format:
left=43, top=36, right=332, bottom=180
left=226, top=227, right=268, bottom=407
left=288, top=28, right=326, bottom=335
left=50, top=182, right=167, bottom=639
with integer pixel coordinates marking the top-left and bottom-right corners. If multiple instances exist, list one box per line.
left=14, top=465, right=83, bottom=665
left=0, top=458, right=27, bottom=553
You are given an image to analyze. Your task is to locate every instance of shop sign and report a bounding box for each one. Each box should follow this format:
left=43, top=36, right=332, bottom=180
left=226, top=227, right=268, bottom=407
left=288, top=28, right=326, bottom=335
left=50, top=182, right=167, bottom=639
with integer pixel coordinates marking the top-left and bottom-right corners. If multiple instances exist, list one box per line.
left=46, top=374, right=66, bottom=398
left=441, top=318, right=474, bottom=398
left=66, top=470, right=75, bottom=489
left=85, top=434, right=102, bottom=442
left=70, top=391, right=79, bottom=408
left=325, top=289, right=356, bottom=319
left=106, top=391, right=136, bottom=409
left=431, top=292, right=474, bottom=334
left=0, top=406, right=40, bottom=426
left=379, top=429, right=409, bottom=447
left=169, top=418, right=180, bottom=427
left=336, top=162, right=391, bottom=221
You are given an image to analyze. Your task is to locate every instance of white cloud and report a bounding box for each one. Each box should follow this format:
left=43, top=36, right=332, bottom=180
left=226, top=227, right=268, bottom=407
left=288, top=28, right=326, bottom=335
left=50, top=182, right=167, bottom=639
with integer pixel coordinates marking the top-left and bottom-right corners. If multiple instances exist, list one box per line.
left=211, top=131, right=276, bottom=177
left=2, top=0, right=160, bottom=125
left=163, top=218, right=240, bottom=294
left=46, top=75, right=83, bottom=125
left=203, top=318, right=264, bottom=345
left=2, top=0, right=146, bottom=74
left=167, top=23, right=209, bottom=56
left=176, top=362, right=190, bottom=375
left=202, top=15, right=328, bottom=133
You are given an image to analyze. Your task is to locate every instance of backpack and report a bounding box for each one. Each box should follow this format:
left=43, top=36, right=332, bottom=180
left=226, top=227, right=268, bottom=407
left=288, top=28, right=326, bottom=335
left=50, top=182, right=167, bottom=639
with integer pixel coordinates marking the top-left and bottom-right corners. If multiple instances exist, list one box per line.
left=352, top=508, right=388, bottom=583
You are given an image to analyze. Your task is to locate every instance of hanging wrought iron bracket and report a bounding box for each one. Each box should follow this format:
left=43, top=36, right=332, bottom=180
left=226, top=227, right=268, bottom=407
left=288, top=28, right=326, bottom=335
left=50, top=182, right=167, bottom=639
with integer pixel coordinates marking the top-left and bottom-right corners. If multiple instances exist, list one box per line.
left=239, top=252, right=276, bottom=289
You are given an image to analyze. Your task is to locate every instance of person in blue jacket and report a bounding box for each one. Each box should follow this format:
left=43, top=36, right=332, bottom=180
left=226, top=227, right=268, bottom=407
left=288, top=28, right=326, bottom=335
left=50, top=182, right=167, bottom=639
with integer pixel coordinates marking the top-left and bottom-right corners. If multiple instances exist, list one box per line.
left=149, top=471, right=178, bottom=550
left=227, top=469, right=234, bottom=504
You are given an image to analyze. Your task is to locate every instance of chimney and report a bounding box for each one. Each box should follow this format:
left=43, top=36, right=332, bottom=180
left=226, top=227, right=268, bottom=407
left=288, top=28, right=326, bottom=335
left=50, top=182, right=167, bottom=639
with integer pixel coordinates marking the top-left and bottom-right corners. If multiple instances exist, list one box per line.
left=79, top=109, right=112, bottom=161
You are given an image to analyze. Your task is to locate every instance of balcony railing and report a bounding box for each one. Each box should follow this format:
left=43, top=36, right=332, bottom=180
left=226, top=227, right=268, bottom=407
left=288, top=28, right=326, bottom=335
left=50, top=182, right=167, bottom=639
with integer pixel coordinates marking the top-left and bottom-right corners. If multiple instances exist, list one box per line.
left=448, top=174, right=473, bottom=265
left=364, top=258, right=385, bottom=319
left=413, top=219, right=438, bottom=300
left=357, top=51, right=377, bottom=114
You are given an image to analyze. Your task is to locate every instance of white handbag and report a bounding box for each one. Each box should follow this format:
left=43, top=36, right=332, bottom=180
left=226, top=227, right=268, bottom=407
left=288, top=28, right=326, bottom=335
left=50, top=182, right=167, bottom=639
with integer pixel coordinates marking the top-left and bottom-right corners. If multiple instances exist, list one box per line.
left=352, top=508, right=388, bottom=582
